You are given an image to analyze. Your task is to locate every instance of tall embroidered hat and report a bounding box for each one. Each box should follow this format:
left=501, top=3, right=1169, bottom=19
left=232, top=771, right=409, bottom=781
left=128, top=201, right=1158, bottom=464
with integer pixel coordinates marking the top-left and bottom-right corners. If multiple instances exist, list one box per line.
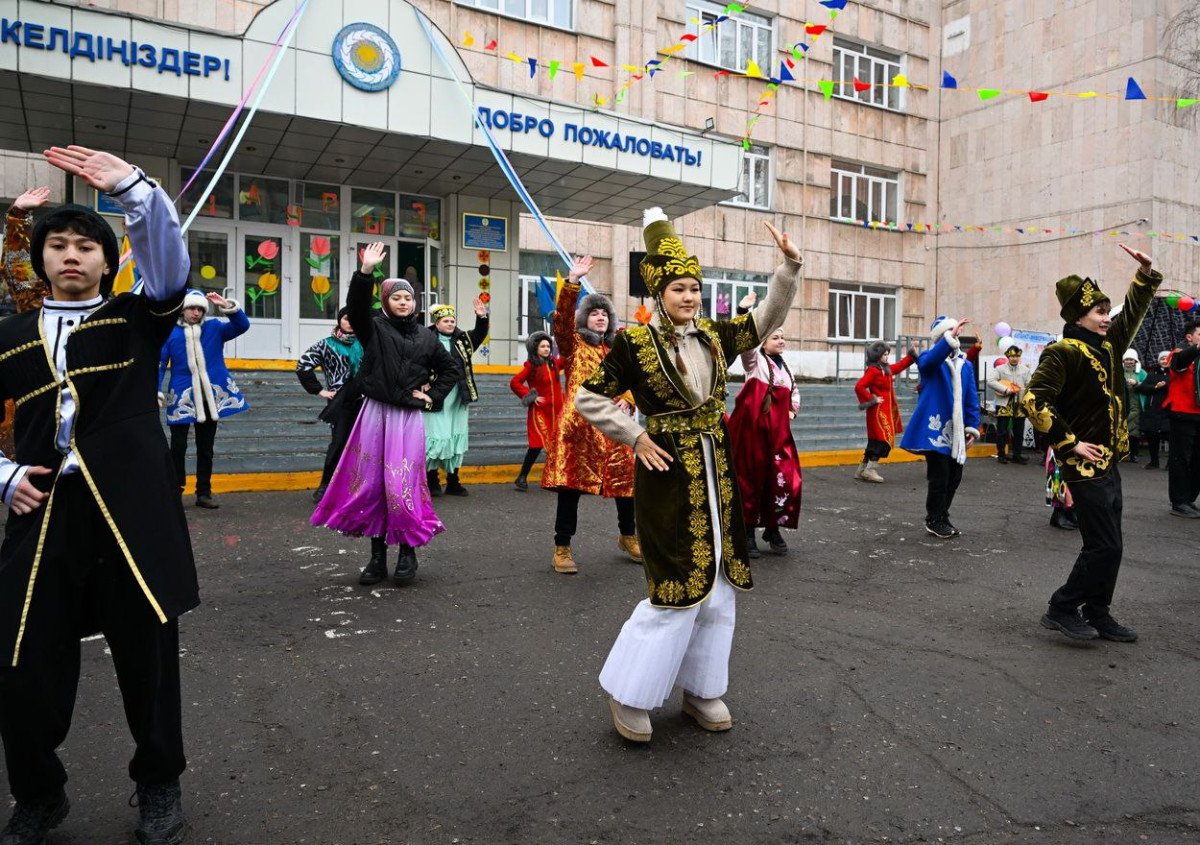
left=1056, top=274, right=1110, bottom=323
left=429, top=303, right=456, bottom=323
left=639, top=207, right=702, bottom=296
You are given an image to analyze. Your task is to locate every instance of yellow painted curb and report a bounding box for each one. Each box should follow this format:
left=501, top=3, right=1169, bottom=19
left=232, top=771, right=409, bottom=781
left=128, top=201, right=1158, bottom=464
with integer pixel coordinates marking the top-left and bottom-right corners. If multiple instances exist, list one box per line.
left=182, top=447, right=995, bottom=494
left=226, top=358, right=297, bottom=371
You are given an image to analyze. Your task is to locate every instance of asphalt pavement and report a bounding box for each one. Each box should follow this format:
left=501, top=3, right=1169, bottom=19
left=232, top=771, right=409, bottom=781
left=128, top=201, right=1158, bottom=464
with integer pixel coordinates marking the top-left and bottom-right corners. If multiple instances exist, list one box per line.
left=6, top=457, right=1200, bottom=844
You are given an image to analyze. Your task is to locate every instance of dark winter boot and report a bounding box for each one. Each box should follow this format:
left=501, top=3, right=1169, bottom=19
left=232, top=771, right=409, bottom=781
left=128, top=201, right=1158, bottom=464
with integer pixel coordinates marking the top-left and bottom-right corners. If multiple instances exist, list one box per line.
left=427, top=469, right=443, bottom=497
left=359, top=537, right=388, bottom=585
left=394, top=544, right=419, bottom=584
left=761, top=526, right=788, bottom=555
left=513, top=473, right=529, bottom=491
left=1010, top=439, right=1029, bottom=464
left=445, top=471, right=469, bottom=496
left=134, top=780, right=187, bottom=845
left=0, top=790, right=68, bottom=845
left=995, top=438, right=1009, bottom=464
left=745, top=525, right=761, bottom=559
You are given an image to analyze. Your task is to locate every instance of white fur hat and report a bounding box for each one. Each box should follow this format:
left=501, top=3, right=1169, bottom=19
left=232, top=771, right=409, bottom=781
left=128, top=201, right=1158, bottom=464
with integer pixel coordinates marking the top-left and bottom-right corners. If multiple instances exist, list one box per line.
left=182, top=290, right=209, bottom=311
left=929, top=315, right=956, bottom=344
left=1158, top=350, right=1171, bottom=364
left=1122, top=348, right=1140, bottom=362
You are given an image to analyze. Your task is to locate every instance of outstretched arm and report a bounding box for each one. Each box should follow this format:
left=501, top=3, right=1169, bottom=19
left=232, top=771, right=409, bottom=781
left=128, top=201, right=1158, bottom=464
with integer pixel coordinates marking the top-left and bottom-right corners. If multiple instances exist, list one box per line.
left=44, top=146, right=188, bottom=302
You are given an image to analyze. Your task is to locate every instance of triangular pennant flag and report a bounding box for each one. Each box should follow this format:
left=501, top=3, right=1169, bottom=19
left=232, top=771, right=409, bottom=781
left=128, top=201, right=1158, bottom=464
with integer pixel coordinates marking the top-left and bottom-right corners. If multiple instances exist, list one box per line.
left=806, top=24, right=827, bottom=36
left=505, top=52, right=522, bottom=63
left=892, top=73, right=909, bottom=87
left=663, top=43, right=685, bottom=54
left=1177, top=98, right=1199, bottom=108
left=779, top=63, right=795, bottom=82
left=715, top=70, right=732, bottom=77
left=1029, top=91, right=1049, bottom=102
left=528, top=57, right=538, bottom=77
left=818, top=79, right=835, bottom=100
left=785, top=57, right=795, bottom=69
left=112, top=236, right=137, bottom=295
left=680, top=33, right=698, bottom=42
left=745, top=60, right=764, bottom=78
left=831, top=10, right=839, bottom=20
left=792, top=46, right=805, bottom=61
left=820, top=0, right=848, bottom=7
left=742, top=138, right=750, bottom=151
left=462, top=31, right=475, bottom=47
left=548, top=60, right=560, bottom=79
left=1077, top=91, right=1096, bottom=98
left=724, top=2, right=745, bottom=11
left=484, top=39, right=497, bottom=51
left=591, top=56, right=609, bottom=67
left=942, top=70, right=957, bottom=89
left=977, top=89, right=1000, bottom=100
left=853, top=77, right=871, bottom=92
left=678, top=70, right=695, bottom=78
left=572, top=63, right=585, bottom=81
left=1125, top=77, right=1146, bottom=100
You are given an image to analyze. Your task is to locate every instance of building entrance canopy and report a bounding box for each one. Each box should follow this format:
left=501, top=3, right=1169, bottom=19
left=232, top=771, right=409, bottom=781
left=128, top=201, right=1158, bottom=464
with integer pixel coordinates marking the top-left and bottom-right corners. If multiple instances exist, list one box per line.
left=0, top=0, right=741, bottom=225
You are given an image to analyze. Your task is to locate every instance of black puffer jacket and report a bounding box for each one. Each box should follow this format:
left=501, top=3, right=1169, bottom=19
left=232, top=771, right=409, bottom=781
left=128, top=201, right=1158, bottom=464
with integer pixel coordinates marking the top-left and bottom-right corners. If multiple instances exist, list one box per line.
left=346, top=270, right=461, bottom=411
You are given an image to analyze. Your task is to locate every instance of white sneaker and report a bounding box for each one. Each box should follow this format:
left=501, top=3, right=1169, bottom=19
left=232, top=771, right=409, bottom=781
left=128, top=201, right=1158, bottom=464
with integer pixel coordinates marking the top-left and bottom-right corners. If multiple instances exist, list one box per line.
left=608, top=696, right=652, bottom=742
left=682, top=692, right=733, bottom=731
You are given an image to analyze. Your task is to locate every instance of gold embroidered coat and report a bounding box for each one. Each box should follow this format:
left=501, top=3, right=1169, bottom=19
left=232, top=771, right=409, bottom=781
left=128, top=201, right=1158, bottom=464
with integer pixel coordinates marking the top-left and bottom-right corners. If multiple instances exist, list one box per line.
left=581, top=314, right=760, bottom=608
left=1023, top=267, right=1163, bottom=484
left=540, top=282, right=635, bottom=497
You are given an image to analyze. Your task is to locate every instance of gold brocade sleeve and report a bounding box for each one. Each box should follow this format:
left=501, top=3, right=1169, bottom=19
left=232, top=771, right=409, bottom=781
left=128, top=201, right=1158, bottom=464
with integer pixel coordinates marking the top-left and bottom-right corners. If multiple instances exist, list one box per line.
left=2, top=209, right=48, bottom=314
left=709, top=312, right=760, bottom=362
left=552, top=282, right=580, bottom=362
left=1023, top=346, right=1077, bottom=452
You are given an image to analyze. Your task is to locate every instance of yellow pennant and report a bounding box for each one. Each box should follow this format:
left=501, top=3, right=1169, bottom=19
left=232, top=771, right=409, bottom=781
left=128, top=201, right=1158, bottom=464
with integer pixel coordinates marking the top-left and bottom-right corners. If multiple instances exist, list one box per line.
left=462, top=30, right=475, bottom=47
left=744, top=60, right=764, bottom=78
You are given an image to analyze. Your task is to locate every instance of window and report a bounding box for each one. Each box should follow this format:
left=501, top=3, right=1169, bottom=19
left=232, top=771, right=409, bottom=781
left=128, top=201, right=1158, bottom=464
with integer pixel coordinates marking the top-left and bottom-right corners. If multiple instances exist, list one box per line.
left=518, top=252, right=564, bottom=339
left=702, top=269, right=768, bottom=320
left=830, top=161, right=900, bottom=225
left=180, top=170, right=234, bottom=220
left=828, top=282, right=897, bottom=341
left=832, top=38, right=903, bottom=111
left=457, top=0, right=572, bottom=30
left=725, top=143, right=771, bottom=209
left=350, top=187, right=396, bottom=236
left=686, top=0, right=773, bottom=73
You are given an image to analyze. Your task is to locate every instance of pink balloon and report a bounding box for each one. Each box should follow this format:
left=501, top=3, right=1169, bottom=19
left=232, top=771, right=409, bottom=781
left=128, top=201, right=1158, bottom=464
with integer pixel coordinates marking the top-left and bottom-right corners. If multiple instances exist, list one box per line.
left=994, top=357, right=1007, bottom=367
left=994, top=321, right=1012, bottom=337
left=1179, top=296, right=1196, bottom=311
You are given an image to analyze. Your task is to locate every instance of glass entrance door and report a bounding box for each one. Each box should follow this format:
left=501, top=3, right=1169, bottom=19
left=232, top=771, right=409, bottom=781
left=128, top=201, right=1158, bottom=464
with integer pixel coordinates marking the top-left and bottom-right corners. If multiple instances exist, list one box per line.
left=236, top=224, right=293, bottom=358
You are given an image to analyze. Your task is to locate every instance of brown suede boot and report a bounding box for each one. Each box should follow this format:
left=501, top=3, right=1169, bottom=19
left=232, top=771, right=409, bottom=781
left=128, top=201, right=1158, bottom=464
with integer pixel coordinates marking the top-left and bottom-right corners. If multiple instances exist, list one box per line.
left=552, top=545, right=577, bottom=574
left=617, top=534, right=643, bottom=562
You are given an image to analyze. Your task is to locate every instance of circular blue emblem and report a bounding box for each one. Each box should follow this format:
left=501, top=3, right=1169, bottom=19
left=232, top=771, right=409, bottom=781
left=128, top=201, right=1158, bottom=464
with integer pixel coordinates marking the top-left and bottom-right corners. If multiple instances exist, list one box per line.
left=331, top=23, right=401, bottom=92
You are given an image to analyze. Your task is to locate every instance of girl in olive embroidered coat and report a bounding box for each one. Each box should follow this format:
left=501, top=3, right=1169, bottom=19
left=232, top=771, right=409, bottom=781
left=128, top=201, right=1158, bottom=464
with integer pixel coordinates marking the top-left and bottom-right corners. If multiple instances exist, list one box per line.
left=576, top=210, right=800, bottom=742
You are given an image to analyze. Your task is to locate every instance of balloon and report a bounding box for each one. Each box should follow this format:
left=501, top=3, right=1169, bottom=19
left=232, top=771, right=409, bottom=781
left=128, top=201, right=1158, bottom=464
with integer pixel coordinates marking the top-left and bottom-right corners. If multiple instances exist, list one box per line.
left=1178, top=296, right=1195, bottom=311
left=994, top=321, right=1012, bottom=337
left=1166, top=293, right=1181, bottom=307
left=994, top=357, right=1007, bottom=367
left=998, top=336, right=1018, bottom=351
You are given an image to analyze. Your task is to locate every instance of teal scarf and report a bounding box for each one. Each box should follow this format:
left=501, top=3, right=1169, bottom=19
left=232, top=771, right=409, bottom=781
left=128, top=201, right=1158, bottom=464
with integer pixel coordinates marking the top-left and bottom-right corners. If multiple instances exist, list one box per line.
left=328, top=329, right=364, bottom=377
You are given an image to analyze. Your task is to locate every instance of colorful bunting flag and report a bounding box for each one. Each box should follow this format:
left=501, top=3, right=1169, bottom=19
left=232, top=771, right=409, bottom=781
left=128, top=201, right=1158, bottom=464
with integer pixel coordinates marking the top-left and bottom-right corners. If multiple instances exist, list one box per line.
left=942, top=70, right=958, bottom=89
left=978, top=89, right=1000, bottom=100
left=853, top=77, right=871, bottom=92
left=591, top=56, right=609, bottom=67
left=892, top=73, right=909, bottom=87
left=818, top=79, right=835, bottom=100
left=1125, top=77, right=1146, bottom=100
left=745, top=60, right=764, bottom=78
left=484, top=39, right=497, bottom=51
left=462, top=31, right=475, bottom=47
left=1178, top=98, right=1199, bottom=108
left=820, top=0, right=848, bottom=7
left=1029, top=91, right=1048, bottom=102
left=528, top=57, right=538, bottom=77
left=548, top=60, right=560, bottom=79
left=806, top=24, right=827, bottom=36
left=779, top=63, right=795, bottom=82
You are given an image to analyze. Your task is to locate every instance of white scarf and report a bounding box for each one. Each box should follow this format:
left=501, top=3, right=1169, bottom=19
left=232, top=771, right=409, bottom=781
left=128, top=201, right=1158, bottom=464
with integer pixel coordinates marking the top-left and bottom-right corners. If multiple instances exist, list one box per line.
left=182, top=320, right=219, bottom=423
left=944, top=333, right=967, bottom=465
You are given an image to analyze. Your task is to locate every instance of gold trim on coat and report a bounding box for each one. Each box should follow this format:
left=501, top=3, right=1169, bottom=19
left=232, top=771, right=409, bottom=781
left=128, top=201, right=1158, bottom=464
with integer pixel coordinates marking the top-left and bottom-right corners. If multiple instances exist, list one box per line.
left=10, top=471, right=60, bottom=666
left=0, top=339, right=43, bottom=365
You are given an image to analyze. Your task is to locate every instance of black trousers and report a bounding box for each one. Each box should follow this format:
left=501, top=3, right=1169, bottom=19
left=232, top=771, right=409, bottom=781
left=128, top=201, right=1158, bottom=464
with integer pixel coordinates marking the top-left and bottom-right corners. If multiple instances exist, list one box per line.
left=319, top=399, right=361, bottom=489
left=863, top=439, right=891, bottom=461
left=924, top=452, right=964, bottom=521
left=1167, top=413, right=1200, bottom=506
left=169, top=420, right=218, bottom=497
left=996, top=416, right=1025, bottom=457
left=554, top=489, right=635, bottom=546
left=1049, top=467, right=1123, bottom=618
left=0, top=477, right=185, bottom=803
left=518, top=447, right=541, bottom=478
left=1146, top=434, right=1163, bottom=465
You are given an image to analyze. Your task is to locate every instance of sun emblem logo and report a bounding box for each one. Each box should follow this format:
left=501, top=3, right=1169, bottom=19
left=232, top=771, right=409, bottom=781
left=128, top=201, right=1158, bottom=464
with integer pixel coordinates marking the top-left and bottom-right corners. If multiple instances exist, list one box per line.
left=331, top=23, right=401, bottom=92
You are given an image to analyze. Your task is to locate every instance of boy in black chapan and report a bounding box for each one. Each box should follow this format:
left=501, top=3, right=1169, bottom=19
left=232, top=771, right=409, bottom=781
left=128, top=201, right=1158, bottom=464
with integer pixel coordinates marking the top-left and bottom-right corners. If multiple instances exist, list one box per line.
left=1024, top=243, right=1162, bottom=643
left=0, top=146, right=197, bottom=845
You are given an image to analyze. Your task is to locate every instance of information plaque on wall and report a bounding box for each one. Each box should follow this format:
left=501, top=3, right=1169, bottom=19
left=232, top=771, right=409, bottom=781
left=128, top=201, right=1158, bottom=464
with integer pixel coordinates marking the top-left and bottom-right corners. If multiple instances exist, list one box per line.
left=461, top=213, right=508, bottom=252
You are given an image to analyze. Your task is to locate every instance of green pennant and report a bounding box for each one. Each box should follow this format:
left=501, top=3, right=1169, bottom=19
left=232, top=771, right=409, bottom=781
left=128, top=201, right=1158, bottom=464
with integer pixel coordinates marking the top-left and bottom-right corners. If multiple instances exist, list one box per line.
left=978, top=89, right=1001, bottom=100
left=830, top=10, right=838, bottom=20
left=549, top=60, right=560, bottom=79
left=818, top=79, right=835, bottom=101
left=792, top=46, right=804, bottom=62
left=1177, top=98, right=1199, bottom=108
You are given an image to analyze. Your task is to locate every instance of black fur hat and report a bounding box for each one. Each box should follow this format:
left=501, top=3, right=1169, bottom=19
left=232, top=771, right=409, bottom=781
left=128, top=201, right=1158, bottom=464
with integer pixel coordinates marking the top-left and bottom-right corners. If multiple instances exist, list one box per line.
left=575, top=292, right=617, bottom=346
left=31, top=204, right=121, bottom=297
left=525, top=331, right=552, bottom=361
left=865, top=341, right=890, bottom=365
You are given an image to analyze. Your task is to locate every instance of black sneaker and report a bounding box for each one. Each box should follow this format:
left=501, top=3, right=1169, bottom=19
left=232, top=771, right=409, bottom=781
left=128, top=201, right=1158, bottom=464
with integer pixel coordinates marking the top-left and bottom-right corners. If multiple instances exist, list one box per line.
left=1, top=791, right=69, bottom=845
left=134, top=781, right=187, bottom=845
left=924, top=519, right=954, bottom=539
left=746, top=533, right=761, bottom=559
left=194, top=495, right=219, bottom=509
left=1086, top=615, right=1138, bottom=643
left=761, top=527, right=787, bottom=555
left=1170, top=503, right=1200, bottom=519
left=311, top=485, right=327, bottom=504
left=942, top=519, right=962, bottom=537
left=1040, top=610, right=1099, bottom=640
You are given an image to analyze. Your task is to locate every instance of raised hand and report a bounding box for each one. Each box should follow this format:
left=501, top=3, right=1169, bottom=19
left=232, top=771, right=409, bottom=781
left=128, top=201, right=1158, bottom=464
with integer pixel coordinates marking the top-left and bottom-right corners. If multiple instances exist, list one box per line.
left=13, top=187, right=50, bottom=212
left=43, top=146, right=134, bottom=193
left=205, top=291, right=230, bottom=309
left=472, top=296, right=488, bottom=317
left=569, top=255, right=594, bottom=282
left=1118, top=242, right=1152, bottom=271
left=764, top=221, right=801, bottom=262
left=738, top=290, right=757, bottom=310
left=360, top=242, right=387, bottom=275
left=951, top=318, right=971, bottom=338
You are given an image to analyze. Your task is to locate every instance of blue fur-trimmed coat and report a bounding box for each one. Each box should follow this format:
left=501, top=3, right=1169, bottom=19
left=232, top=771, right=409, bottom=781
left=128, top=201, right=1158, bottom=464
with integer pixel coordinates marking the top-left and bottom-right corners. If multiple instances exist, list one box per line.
left=900, top=336, right=981, bottom=456
left=159, top=310, right=250, bottom=424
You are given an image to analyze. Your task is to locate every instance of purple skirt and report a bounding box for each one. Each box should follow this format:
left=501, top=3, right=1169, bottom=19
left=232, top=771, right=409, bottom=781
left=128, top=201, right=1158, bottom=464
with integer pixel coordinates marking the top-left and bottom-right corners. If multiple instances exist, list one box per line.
left=312, top=399, right=445, bottom=547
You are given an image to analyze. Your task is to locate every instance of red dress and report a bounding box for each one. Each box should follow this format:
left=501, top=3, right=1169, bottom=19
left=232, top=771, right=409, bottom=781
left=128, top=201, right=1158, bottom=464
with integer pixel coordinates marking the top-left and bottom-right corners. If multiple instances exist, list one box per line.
left=510, top=357, right=565, bottom=449
left=728, top=350, right=802, bottom=529
left=854, top=354, right=916, bottom=446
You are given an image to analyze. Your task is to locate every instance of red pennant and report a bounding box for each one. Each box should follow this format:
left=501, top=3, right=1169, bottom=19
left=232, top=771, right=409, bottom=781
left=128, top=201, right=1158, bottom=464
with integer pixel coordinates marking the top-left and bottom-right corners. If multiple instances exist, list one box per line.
left=590, top=56, right=609, bottom=67
left=853, top=77, right=871, bottom=92
left=1029, top=91, right=1049, bottom=102
left=785, top=57, right=795, bottom=69
left=806, top=24, right=826, bottom=35
left=680, top=33, right=698, bottom=42
left=714, top=70, right=731, bottom=77
left=484, top=39, right=497, bottom=50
